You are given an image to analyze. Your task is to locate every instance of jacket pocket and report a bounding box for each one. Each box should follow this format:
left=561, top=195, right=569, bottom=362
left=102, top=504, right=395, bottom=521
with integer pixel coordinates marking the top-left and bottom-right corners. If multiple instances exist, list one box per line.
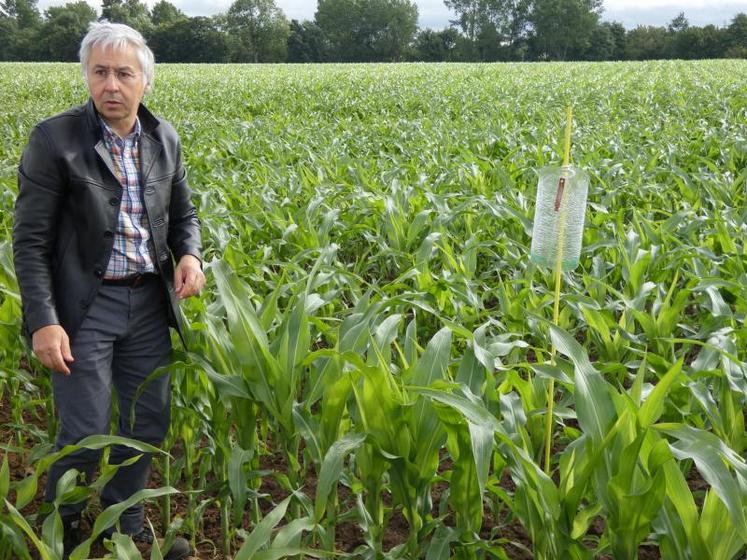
left=70, top=176, right=118, bottom=192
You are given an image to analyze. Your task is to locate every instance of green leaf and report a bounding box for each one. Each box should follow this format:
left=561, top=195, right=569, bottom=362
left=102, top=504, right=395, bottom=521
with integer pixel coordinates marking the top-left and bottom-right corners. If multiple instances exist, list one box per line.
left=292, top=403, right=323, bottom=466
left=41, top=509, right=63, bottom=560
left=404, top=315, right=418, bottom=368
left=252, top=548, right=330, bottom=560
left=455, top=347, right=484, bottom=398
left=447, top=423, right=484, bottom=533
left=147, top=518, right=164, bottom=560
left=571, top=503, right=602, bottom=540
left=276, top=293, right=310, bottom=404
left=271, top=516, right=316, bottom=549
left=651, top=433, right=708, bottom=559
left=234, top=495, right=293, bottom=560
left=109, top=533, right=142, bottom=560
left=416, top=385, right=496, bottom=496
left=606, top=432, right=666, bottom=559
left=550, top=324, right=615, bottom=443
left=54, top=467, right=83, bottom=505
left=374, top=313, right=403, bottom=350
left=425, top=525, right=460, bottom=560
left=657, top=424, right=747, bottom=543
left=38, top=434, right=165, bottom=474
left=197, top=357, right=253, bottom=400
left=410, top=327, right=451, bottom=387
left=530, top=363, right=573, bottom=385
left=0, top=452, right=9, bottom=502
left=314, top=432, right=366, bottom=521
left=14, top=474, right=38, bottom=510
left=408, top=328, right=452, bottom=493
left=637, top=358, right=682, bottom=428
left=579, top=303, right=611, bottom=344
left=70, top=487, right=180, bottom=560
left=629, top=354, right=647, bottom=406
left=5, top=500, right=54, bottom=560
left=700, top=490, right=745, bottom=560
left=414, top=387, right=500, bottom=432
left=228, top=446, right=254, bottom=524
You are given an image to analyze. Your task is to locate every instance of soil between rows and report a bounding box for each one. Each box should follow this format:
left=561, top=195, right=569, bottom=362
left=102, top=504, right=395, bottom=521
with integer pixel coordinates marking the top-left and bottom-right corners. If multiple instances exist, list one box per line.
left=0, top=392, right=680, bottom=559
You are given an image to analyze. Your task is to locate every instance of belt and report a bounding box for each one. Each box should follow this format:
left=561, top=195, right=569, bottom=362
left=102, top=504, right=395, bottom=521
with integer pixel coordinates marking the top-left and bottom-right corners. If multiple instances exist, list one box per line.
left=102, top=273, right=159, bottom=288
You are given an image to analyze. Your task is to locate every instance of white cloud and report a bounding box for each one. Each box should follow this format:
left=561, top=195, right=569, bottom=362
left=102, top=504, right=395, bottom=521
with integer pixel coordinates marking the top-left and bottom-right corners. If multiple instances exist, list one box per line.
left=602, top=0, right=746, bottom=27
left=604, top=0, right=741, bottom=7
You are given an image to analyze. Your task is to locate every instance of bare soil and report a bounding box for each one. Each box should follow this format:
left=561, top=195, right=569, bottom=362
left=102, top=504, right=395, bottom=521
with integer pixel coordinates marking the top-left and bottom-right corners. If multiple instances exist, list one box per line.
left=1, top=393, right=695, bottom=560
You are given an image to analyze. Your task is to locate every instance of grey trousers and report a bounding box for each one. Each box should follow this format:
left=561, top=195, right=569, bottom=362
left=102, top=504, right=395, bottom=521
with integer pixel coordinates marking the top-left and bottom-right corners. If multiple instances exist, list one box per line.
left=45, top=276, right=172, bottom=534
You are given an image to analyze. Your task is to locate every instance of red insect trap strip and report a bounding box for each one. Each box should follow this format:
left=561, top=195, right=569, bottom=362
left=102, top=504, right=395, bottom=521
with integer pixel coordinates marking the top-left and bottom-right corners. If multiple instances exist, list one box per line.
left=553, top=177, right=566, bottom=212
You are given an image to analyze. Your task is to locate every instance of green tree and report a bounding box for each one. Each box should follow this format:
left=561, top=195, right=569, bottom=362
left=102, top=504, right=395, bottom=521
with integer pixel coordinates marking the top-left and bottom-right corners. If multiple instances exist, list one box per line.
left=667, top=11, right=688, bottom=33
left=412, top=27, right=459, bottom=61
left=151, top=16, right=229, bottom=62
left=444, top=0, right=531, bottom=60
left=475, top=21, right=502, bottom=60
left=725, top=13, right=747, bottom=58
left=287, top=19, right=328, bottom=62
left=150, top=0, right=185, bottom=26
left=678, top=25, right=725, bottom=59
left=40, top=1, right=97, bottom=60
left=451, top=32, right=478, bottom=60
left=585, top=21, right=616, bottom=60
left=624, top=25, right=668, bottom=60
left=0, top=0, right=42, bottom=59
left=606, top=20, right=627, bottom=60
left=315, top=0, right=418, bottom=62
left=666, top=12, right=689, bottom=58
left=0, top=17, right=13, bottom=59
left=227, top=0, right=289, bottom=62
left=529, top=0, right=602, bottom=60
left=1, top=0, right=40, bottom=27
left=100, top=0, right=152, bottom=34
left=444, top=0, right=485, bottom=41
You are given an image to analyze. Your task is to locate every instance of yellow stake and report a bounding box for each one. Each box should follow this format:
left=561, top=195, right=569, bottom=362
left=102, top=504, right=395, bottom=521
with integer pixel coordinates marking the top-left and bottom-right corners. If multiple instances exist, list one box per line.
left=562, top=106, right=572, bottom=167
left=544, top=106, right=572, bottom=475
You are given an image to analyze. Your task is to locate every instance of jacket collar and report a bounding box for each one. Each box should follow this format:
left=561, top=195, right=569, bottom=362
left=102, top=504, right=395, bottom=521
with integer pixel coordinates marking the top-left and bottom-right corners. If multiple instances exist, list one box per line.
left=87, top=98, right=164, bottom=185
left=84, top=98, right=160, bottom=139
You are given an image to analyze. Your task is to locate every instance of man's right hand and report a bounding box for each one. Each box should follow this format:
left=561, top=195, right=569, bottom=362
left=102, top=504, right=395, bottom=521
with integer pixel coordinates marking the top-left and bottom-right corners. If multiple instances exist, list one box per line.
left=32, top=325, right=74, bottom=375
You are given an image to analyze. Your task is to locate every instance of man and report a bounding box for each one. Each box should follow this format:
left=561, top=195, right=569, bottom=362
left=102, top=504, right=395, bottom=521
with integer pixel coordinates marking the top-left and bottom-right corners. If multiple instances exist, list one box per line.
left=12, top=22, right=204, bottom=559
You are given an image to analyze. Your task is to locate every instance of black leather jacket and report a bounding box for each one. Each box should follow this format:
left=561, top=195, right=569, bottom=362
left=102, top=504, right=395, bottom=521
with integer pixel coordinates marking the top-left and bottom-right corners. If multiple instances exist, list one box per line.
left=12, top=99, right=201, bottom=344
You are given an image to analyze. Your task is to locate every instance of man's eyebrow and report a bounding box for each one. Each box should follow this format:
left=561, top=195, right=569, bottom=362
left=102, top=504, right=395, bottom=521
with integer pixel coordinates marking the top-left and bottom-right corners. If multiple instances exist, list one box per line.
left=91, top=63, right=136, bottom=71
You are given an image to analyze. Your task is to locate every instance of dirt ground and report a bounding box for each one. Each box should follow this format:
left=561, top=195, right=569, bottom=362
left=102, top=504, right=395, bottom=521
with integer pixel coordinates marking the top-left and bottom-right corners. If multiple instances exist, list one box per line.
left=1, top=393, right=669, bottom=559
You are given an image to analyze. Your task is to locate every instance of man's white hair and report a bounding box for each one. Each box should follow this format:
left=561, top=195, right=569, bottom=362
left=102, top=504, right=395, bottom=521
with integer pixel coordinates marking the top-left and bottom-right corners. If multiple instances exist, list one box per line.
left=79, top=22, right=154, bottom=90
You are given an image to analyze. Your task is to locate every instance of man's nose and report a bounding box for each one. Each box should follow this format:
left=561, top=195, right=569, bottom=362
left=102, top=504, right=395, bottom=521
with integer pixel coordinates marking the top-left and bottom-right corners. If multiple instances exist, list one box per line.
left=103, top=72, right=119, bottom=90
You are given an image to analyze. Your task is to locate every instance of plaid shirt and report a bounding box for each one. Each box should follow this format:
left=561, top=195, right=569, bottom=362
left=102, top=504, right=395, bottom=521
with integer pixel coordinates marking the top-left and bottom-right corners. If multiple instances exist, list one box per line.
left=100, top=117, right=156, bottom=279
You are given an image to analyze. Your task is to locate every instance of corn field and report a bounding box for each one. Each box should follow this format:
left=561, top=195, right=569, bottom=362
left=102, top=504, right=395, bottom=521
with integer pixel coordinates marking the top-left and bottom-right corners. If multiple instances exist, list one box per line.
left=1, top=60, right=746, bottom=559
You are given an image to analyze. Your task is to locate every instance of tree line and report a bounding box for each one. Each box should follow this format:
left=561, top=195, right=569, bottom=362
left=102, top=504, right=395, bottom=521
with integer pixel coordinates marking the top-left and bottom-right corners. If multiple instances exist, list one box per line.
left=1, top=0, right=746, bottom=63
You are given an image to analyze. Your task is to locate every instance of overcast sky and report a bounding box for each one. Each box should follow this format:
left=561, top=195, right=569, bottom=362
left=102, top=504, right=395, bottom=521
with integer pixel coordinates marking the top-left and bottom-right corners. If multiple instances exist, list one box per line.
left=36, top=0, right=747, bottom=29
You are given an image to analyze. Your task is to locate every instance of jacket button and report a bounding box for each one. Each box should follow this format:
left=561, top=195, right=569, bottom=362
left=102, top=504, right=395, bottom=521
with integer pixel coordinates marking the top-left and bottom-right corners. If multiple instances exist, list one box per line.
left=94, top=268, right=103, bottom=278
left=145, top=187, right=155, bottom=195
left=104, top=230, right=113, bottom=238
left=109, top=197, right=119, bottom=206
left=159, top=252, right=169, bottom=262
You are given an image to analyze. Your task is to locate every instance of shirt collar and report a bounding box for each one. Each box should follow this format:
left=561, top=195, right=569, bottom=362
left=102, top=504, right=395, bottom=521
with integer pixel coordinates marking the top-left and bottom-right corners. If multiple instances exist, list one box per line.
left=99, top=116, right=141, bottom=144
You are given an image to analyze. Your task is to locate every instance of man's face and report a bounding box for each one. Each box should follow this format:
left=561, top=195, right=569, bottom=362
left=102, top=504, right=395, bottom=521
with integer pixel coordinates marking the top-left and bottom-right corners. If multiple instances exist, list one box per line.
left=87, top=44, right=146, bottom=136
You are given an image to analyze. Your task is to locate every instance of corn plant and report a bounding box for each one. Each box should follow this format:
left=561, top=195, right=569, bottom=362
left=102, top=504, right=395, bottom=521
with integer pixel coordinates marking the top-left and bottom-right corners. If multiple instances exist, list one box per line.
left=0, top=60, right=745, bottom=558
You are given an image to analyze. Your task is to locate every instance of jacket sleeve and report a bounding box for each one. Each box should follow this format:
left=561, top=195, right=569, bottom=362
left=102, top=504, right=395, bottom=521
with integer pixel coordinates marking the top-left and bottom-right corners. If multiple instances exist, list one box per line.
left=166, top=138, right=202, bottom=265
left=12, top=125, right=65, bottom=335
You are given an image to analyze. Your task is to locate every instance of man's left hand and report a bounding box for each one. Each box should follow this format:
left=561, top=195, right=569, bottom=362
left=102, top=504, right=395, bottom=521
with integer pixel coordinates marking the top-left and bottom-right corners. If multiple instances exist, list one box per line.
left=174, top=254, right=205, bottom=299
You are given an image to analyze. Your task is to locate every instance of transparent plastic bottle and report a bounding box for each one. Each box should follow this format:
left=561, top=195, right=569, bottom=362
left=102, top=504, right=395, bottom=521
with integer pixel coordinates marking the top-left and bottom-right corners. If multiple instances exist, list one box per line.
left=530, top=165, right=589, bottom=271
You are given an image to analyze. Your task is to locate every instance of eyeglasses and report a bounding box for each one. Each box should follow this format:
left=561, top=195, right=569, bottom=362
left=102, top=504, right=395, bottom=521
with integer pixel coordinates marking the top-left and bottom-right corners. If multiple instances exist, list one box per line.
left=89, top=67, right=141, bottom=85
